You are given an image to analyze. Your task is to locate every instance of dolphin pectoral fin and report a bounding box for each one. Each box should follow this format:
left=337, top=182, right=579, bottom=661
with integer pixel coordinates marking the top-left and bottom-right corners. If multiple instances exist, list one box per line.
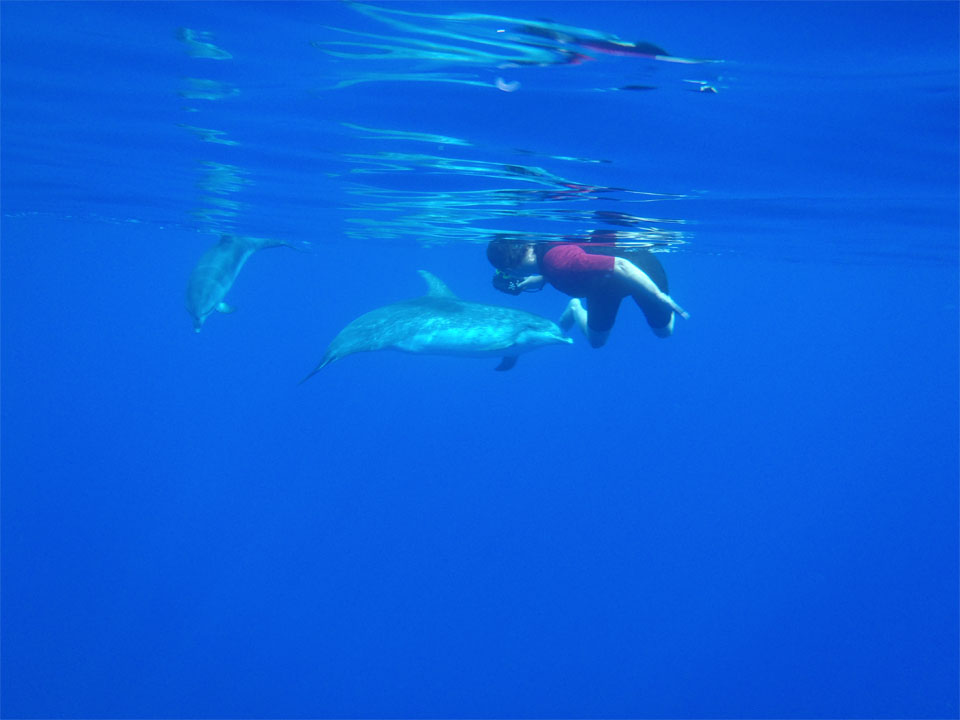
left=216, top=302, right=236, bottom=314
left=495, top=356, right=518, bottom=371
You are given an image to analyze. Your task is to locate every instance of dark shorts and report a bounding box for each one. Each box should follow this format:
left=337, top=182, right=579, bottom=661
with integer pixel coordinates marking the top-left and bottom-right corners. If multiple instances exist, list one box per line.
left=585, top=290, right=673, bottom=333
left=585, top=292, right=625, bottom=332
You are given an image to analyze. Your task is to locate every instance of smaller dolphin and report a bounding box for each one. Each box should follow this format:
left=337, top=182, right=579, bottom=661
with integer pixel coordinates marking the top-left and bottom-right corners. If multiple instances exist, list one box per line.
left=301, top=270, right=572, bottom=382
left=185, top=234, right=293, bottom=332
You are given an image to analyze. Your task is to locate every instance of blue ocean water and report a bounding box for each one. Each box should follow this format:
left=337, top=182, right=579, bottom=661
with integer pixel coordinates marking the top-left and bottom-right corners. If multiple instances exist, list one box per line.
left=1, top=1, right=957, bottom=717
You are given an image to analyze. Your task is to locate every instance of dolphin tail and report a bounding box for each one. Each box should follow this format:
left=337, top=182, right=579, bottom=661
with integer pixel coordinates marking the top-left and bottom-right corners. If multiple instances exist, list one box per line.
left=298, top=355, right=335, bottom=385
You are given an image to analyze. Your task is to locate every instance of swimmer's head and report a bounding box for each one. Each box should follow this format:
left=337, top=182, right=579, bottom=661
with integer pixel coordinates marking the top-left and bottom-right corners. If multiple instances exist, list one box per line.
left=486, top=238, right=531, bottom=271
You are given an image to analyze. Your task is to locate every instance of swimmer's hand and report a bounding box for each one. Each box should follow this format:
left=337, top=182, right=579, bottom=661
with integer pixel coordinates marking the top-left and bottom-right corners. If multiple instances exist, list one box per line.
left=492, top=273, right=545, bottom=295
left=517, top=275, right=545, bottom=292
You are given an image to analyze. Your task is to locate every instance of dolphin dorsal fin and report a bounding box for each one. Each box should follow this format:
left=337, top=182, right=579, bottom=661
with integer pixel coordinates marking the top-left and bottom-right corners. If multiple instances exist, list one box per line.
left=418, top=270, right=457, bottom=298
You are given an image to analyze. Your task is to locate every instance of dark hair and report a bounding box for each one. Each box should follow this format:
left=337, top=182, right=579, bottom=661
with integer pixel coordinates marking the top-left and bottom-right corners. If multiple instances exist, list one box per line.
left=486, top=238, right=530, bottom=270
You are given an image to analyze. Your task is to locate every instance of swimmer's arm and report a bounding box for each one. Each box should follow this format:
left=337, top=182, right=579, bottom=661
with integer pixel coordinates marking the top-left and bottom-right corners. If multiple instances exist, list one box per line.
left=518, top=274, right=545, bottom=291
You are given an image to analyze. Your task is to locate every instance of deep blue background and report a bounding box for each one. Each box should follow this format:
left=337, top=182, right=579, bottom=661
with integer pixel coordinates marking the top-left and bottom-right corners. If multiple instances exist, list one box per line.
left=2, top=2, right=958, bottom=718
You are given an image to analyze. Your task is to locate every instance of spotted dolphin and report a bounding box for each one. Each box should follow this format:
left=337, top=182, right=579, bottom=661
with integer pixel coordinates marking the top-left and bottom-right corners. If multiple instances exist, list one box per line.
left=301, top=270, right=572, bottom=382
left=185, top=234, right=293, bottom=332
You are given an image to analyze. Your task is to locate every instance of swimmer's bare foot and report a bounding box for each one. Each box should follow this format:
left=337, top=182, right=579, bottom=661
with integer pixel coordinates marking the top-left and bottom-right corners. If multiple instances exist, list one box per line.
left=660, top=293, right=689, bottom=320
left=559, top=298, right=582, bottom=333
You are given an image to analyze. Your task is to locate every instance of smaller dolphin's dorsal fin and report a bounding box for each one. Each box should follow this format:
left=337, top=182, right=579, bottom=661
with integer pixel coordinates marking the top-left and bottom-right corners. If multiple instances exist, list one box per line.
left=418, top=270, right=457, bottom=298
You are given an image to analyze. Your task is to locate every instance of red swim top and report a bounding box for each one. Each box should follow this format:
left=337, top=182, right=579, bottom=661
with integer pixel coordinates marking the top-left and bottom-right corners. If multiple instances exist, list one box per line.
left=540, top=244, right=616, bottom=298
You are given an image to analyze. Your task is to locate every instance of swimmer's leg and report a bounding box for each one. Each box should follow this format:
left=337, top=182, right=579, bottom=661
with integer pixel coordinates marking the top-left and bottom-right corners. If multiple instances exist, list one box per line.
left=615, top=257, right=688, bottom=317
left=583, top=295, right=619, bottom=348
left=559, top=298, right=588, bottom=335
left=644, top=310, right=676, bottom=338
left=613, top=257, right=688, bottom=337
left=632, top=283, right=676, bottom=337
left=586, top=326, right=611, bottom=348
left=560, top=298, right=609, bottom=347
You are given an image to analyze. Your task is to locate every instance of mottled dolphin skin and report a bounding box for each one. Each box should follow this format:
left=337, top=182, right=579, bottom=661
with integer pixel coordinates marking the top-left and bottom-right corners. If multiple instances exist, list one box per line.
left=185, top=234, right=292, bottom=332
left=301, top=271, right=572, bottom=382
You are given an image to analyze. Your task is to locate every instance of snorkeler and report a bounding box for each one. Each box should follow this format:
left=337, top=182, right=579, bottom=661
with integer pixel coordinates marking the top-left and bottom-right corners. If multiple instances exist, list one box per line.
left=487, top=238, right=688, bottom=347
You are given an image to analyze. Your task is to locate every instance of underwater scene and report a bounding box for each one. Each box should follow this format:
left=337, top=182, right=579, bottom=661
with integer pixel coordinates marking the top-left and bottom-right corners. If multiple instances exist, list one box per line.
left=1, top=1, right=958, bottom=717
